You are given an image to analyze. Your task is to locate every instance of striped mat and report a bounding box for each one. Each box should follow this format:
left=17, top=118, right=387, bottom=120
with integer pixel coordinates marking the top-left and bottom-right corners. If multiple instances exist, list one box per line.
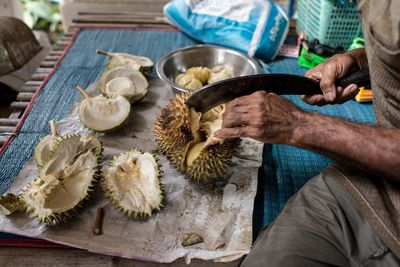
left=0, top=28, right=376, bottom=245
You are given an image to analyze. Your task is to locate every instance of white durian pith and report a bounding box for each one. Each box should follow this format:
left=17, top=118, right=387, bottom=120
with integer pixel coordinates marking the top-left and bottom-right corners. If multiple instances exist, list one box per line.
left=34, top=120, right=62, bottom=166
left=21, top=134, right=102, bottom=224
left=154, top=92, right=239, bottom=182
left=102, top=149, right=163, bottom=218
left=98, top=67, right=149, bottom=103
left=78, top=93, right=131, bottom=132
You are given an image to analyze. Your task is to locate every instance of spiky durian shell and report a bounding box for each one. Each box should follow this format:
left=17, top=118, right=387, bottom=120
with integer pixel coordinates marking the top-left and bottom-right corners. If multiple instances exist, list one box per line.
left=154, top=92, right=199, bottom=172
left=21, top=134, right=103, bottom=224
left=101, top=148, right=164, bottom=218
left=186, top=139, right=240, bottom=182
left=154, top=92, right=240, bottom=183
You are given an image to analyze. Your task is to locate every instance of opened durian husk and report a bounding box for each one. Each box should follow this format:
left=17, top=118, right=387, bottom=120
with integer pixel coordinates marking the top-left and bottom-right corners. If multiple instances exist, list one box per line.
left=34, top=120, right=62, bottom=166
left=96, top=49, right=153, bottom=75
left=97, top=67, right=148, bottom=103
left=77, top=86, right=131, bottom=132
left=102, top=148, right=164, bottom=218
left=154, top=92, right=239, bottom=182
left=1, top=134, right=103, bottom=224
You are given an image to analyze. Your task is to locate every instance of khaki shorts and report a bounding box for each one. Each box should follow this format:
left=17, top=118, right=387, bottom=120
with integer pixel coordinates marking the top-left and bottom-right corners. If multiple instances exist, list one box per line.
left=242, top=166, right=400, bottom=267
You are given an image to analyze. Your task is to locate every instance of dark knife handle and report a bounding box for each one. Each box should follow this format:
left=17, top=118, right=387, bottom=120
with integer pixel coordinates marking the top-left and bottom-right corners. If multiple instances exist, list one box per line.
left=335, top=69, right=371, bottom=89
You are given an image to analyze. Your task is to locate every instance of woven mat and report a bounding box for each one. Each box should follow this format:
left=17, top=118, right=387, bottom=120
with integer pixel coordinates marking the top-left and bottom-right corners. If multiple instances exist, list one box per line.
left=0, top=28, right=376, bottom=245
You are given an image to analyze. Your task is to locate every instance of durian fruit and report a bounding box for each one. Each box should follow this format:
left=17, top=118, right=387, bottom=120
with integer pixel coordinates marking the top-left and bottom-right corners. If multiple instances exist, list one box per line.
left=34, top=120, right=62, bottom=166
left=175, top=73, right=203, bottom=91
left=77, top=86, right=131, bottom=132
left=0, top=134, right=103, bottom=224
left=98, top=67, right=148, bottom=103
left=208, top=65, right=234, bottom=84
left=96, top=49, right=153, bottom=75
left=154, top=92, right=239, bottom=183
left=102, top=148, right=164, bottom=218
left=186, top=66, right=211, bottom=84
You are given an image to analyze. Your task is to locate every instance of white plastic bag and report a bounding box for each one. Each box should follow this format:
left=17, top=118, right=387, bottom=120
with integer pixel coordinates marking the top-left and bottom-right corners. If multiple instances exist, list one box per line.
left=164, top=0, right=289, bottom=61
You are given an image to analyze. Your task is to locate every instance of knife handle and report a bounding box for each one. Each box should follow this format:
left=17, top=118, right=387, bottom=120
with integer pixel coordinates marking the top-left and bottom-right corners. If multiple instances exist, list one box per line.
left=335, top=69, right=370, bottom=89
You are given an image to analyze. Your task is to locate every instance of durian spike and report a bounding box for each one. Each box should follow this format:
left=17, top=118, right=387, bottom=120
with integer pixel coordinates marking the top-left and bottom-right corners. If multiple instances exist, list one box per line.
left=76, top=86, right=90, bottom=99
left=49, top=120, right=57, bottom=136
left=96, top=49, right=112, bottom=58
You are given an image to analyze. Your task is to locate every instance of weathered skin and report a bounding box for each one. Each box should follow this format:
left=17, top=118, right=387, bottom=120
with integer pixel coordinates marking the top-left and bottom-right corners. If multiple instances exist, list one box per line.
left=215, top=48, right=400, bottom=181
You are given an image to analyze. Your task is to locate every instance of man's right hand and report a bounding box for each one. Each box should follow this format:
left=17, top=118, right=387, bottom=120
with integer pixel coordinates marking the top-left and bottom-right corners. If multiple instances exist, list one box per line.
left=302, top=48, right=368, bottom=106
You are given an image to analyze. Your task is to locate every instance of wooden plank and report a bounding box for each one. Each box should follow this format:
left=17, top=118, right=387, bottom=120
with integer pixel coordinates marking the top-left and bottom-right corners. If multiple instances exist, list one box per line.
left=35, top=68, right=52, bottom=74
left=0, top=136, right=9, bottom=145
left=19, top=85, right=39, bottom=92
left=0, top=119, right=19, bottom=126
left=17, top=93, right=34, bottom=101
left=49, top=51, right=63, bottom=56
left=0, top=126, right=15, bottom=133
left=45, top=55, right=60, bottom=61
left=73, top=17, right=169, bottom=24
left=25, top=81, right=42, bottom=86
left=9, top=112, right=22, bottom=119
left=31, top=73, right=47, bottom=81
left=10, top=101, right=29, bottom=110
left=40, top=61, right=56, bottom=68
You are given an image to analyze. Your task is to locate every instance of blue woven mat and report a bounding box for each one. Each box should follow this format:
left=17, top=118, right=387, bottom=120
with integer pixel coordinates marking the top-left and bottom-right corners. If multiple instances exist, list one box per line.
left=0, top=29, right=375, bottom=242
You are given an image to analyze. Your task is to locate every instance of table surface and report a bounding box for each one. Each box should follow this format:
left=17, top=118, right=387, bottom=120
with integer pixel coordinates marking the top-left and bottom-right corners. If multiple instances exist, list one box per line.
left=0, top=13, right=375, bottom=266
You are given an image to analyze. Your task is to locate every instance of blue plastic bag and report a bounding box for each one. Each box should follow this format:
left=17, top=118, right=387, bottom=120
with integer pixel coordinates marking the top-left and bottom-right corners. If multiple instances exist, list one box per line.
left=164, top=0, right=289, bottom=61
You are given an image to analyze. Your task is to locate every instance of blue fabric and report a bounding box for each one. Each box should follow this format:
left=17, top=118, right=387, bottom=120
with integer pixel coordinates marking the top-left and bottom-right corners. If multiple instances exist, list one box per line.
left=164, top=0, right=289, bottom=60
left=252, top=56, right=375, bottom=238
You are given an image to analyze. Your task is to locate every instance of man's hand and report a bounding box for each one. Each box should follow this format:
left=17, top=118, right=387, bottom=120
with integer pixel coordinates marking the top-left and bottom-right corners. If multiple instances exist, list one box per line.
left=214, top=91, right=305, bottom=144
left=303, top=48, right=368, bottom=106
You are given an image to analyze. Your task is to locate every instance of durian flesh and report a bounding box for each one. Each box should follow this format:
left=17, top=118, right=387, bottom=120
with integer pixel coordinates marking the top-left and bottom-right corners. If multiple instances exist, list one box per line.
left=154, top=93, right=239, bottom=182
left=98, top=67, right=149, bottom=103
left=102, top=149, right=163, bottom=218
left=19, top=134, right=102, bottom=224
left=77, top=86, right=131, bottom=132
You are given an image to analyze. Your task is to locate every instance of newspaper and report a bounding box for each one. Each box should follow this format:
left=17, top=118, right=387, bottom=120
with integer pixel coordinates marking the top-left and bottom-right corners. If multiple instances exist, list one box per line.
left=0, top=77, right=263, bottom=263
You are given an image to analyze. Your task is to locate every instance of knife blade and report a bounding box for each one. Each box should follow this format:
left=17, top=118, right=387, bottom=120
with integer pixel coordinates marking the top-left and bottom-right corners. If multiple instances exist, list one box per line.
left=186, top=69, right=370, bottom=113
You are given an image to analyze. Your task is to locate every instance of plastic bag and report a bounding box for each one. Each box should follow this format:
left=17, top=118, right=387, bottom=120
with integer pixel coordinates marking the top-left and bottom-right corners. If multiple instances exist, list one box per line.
left=164, top=0, right=289, bottom=61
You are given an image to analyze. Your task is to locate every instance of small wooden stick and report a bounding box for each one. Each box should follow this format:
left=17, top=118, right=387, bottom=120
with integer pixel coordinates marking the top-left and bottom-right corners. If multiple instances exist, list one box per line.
left=93, top=207, right=104, bottom=235
left=96, top=49, right=111, bottom=57
left=76, top=86, right=90, bottom=99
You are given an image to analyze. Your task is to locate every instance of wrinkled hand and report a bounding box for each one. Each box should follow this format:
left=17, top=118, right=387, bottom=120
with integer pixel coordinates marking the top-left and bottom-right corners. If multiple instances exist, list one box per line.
left=303, top=53, right=360, bottom=105
left=214, top=91, right=305, bottom=144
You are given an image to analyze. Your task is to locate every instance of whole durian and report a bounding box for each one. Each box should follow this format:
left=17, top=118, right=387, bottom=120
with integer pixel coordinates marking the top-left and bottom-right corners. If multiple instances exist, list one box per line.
left=0, top=134, right=103, bottom=224
left=154, top=92, right=239, bottom=183
left=102, top=148, right=164, bottom=218
left=77, top=86, right=131, bottom=132
left=34, top=120, right=62, bottom=166
left=96, top=49, right=153, bottom=75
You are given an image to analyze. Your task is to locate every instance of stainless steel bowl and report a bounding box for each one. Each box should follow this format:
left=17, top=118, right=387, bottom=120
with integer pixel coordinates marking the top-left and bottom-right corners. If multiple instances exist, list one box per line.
left=156, top=44, right=261, bottom=94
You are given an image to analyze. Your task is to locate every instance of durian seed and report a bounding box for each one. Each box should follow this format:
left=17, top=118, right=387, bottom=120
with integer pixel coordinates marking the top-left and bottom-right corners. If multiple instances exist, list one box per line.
left=181, top=233, right=204, bottom=247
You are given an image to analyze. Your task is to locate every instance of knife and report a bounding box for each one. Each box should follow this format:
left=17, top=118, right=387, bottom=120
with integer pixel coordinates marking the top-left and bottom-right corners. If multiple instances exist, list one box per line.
left=186, top=69, right=370, bottom=113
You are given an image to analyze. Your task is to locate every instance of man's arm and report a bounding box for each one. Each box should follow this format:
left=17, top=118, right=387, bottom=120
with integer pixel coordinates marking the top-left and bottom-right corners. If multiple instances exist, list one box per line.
left=292, top=111, right=400, bottom=180
left=215, top=91, right=400, bottom=181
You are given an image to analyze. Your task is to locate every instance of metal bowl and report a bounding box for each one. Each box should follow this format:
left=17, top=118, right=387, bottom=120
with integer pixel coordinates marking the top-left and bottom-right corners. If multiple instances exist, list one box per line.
left=156, top=44, right=261, bottom=94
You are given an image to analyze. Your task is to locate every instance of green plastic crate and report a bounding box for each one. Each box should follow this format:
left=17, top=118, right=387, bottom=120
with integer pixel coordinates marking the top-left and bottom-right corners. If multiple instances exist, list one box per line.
left=296, top=0, right=363, bottom=49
